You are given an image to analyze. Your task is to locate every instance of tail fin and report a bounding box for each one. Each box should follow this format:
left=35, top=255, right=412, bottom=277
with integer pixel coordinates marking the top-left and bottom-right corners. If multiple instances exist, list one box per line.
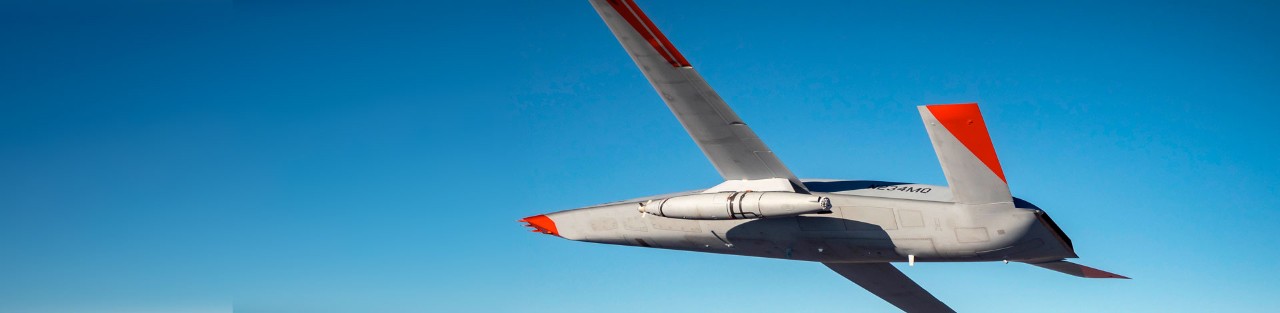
left=918, top=103, right=1012, bottom=205
left=1027, top=260, right=1130, bottom=279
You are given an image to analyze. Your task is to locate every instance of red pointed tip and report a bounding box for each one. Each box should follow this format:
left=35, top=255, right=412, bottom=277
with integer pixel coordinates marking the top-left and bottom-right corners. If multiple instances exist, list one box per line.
left=519, top=214, right=559, bottom=237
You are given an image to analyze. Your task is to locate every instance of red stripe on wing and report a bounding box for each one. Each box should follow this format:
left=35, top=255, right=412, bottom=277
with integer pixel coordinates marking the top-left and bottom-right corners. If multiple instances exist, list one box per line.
left=607, top=0, right=691, bottom=67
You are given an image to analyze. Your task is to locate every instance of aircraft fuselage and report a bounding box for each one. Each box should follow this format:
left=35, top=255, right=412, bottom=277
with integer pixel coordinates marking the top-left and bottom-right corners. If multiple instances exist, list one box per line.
left=534, top=180, right=1077, bottom=264
left=524, top=2, right=1129, bottom=310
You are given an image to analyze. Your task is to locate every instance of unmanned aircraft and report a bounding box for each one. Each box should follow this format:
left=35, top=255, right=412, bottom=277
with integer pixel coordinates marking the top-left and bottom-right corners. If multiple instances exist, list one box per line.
left=522, top=1, right=1127, bottom=312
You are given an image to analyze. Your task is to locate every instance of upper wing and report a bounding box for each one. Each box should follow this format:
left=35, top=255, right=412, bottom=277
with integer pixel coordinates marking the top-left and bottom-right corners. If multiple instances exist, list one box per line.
left=588, top=0, right=807, bottom=192
left=824, top=262, right=955, bottom=313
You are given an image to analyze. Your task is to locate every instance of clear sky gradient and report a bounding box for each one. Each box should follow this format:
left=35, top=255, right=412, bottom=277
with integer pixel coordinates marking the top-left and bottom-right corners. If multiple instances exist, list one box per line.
left=2, top=0, right=1278, bottom=312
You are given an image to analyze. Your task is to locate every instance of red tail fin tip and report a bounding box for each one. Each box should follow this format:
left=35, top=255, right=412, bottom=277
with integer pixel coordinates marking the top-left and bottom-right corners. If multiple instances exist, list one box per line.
left=925, top=103, right=1006, bottom=183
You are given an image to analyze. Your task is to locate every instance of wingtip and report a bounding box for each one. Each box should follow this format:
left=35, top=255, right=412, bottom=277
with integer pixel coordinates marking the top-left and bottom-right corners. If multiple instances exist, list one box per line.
left=1028, top=260, right=1129, bottom=279
left=1081, top=266, right=1130, bottom=279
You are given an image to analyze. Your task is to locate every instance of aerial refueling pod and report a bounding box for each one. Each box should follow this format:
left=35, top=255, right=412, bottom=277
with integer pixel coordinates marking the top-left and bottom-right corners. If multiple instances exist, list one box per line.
left=638, top=191, right=832, bottom=220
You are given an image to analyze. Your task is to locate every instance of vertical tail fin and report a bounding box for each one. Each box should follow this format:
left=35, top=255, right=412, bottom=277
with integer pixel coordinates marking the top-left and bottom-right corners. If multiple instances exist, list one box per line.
left=918, top=103, right=1012, bottom=205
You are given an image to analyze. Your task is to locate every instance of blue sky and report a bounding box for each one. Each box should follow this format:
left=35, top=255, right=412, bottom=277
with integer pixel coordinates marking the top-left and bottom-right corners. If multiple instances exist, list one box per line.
left=1, top=0, right=1278, bottom=312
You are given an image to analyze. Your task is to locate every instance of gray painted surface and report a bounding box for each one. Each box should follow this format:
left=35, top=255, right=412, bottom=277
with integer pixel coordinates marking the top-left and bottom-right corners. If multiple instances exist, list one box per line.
left=544, top=182, right=1073, bottom=264
left=586, top=0, right=807, bottom=191
left=523, top=1, right=1128, bottom=312
left=826, top=263, right=956, bottom=313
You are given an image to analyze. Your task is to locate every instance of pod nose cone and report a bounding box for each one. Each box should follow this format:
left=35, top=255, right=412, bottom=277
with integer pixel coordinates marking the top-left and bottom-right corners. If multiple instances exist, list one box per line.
left=518, top=214, right=560, bottom=237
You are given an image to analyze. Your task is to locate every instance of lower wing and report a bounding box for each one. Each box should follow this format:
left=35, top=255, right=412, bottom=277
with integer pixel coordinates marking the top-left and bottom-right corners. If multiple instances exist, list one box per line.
left=824, top=262, right=955, bottom=313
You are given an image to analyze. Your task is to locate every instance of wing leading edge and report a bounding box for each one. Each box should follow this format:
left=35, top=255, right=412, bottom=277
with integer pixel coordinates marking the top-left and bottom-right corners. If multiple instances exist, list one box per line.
left=824, top=262, right=955, bottom=313
left=588, top=0, right=807, bottom=192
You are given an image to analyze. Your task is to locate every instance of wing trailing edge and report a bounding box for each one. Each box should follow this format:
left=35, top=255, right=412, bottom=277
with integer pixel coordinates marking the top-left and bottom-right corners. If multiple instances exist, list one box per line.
left=1027, top=260, right=1130, bottom=279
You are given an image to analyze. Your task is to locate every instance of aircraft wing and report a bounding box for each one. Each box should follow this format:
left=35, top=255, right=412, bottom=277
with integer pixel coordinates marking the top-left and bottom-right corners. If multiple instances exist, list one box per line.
left=1027, top=260, right=1130, bottom=279
left=588, top=0, right=808, bottom=193
left=824, top=262, right=955, bottom=313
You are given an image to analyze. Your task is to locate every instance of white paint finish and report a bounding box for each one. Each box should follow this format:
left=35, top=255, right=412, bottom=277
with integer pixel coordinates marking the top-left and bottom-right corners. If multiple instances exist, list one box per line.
left=640, top=191, right=830, bottom=220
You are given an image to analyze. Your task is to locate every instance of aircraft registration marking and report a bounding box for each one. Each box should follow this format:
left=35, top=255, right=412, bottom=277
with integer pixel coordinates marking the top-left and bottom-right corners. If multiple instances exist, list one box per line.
left=866, top=185, right=933, bottom=194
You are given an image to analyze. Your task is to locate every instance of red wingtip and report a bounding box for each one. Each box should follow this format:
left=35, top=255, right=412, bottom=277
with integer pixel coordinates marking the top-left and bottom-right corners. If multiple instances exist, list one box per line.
left=519, top=214, right=560, bottom=237
left=925, top=103, right=1007, bottom=183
